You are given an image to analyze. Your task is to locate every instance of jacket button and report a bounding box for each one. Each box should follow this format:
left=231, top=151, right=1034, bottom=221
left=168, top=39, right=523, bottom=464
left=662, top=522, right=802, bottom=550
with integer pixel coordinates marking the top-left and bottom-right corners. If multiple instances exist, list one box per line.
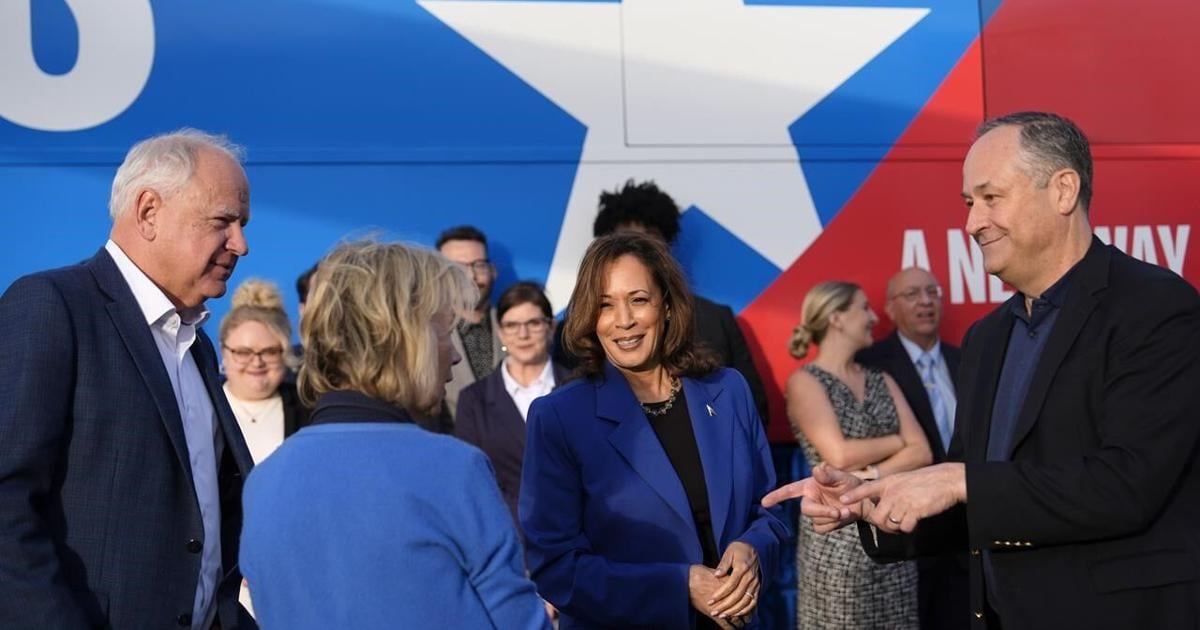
left=975, top=611, right=984, bottom=619
left=186, top=539, right=202, bottom=554
left=970, top=548, right=981, bottom=556
left=177, top=613, right=192, bottom=626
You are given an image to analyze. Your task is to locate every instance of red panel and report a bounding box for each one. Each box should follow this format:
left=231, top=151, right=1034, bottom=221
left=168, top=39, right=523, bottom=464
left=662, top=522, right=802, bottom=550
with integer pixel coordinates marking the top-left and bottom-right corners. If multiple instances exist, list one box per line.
left=983, top=0, right=1200, bottom=144
left=744, top=34, right=1200, bottom=443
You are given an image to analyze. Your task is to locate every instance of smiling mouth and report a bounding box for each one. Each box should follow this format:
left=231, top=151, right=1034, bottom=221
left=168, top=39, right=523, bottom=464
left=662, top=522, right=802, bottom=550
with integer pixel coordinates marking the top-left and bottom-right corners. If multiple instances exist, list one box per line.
left=613, top=335, right=644, bottom=350
left=976, top=235, right=1004, bottom=248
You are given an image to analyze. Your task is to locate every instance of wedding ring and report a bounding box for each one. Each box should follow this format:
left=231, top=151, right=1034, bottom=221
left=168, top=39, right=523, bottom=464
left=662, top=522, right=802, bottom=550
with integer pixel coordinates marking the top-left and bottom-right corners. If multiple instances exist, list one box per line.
left=887, top=516, right=902, bottom=525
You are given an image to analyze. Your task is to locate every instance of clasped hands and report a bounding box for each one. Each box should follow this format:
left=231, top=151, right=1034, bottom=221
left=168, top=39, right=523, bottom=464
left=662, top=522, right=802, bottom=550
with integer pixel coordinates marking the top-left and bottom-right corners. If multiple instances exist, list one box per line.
left=688, top=541, right=760, bottom=629
left=761, top=462, right=967, bottom=534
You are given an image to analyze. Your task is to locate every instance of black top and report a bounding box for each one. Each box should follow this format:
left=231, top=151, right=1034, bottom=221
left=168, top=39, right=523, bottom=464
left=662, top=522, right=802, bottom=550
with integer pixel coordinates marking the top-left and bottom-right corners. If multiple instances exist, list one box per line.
left=644, top=389, right=720, bottom=629
left=308, top=390, right=414, bottom=426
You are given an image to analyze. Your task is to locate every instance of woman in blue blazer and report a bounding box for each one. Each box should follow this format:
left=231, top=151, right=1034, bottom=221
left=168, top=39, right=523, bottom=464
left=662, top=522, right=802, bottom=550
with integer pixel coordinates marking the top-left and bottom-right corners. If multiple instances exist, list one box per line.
left=520, top=233, right=788, bottom=629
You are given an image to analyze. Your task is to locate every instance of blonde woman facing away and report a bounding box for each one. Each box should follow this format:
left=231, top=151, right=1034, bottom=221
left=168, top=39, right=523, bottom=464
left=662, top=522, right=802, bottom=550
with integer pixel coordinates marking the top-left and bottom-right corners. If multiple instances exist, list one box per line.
left=239, top=240, right=550, bottom=630
left=786, top=281, right=931, bottom=629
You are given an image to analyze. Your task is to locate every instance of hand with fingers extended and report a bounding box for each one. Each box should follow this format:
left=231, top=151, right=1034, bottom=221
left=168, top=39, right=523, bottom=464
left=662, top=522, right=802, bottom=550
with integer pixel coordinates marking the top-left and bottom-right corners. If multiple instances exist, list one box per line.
left=761, top=464, right=867, bottom=533
left=839, top=462, right=966, bottom=533
left=706, top=542, right=761, bottom=625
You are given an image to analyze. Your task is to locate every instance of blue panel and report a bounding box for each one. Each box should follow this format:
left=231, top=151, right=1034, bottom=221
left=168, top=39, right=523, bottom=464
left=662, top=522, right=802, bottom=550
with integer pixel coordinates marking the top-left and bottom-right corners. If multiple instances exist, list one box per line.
left=786, top=0, right=984, bottom=225
left=673, top=208, right=779, bottom=313
left=30, top=0, right=78, bottom=75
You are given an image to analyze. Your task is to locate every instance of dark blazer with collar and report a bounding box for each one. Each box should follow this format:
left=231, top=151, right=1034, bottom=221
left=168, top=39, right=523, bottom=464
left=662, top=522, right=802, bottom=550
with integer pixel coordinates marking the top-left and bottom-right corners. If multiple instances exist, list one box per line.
left=857, top=332, right=961, bottom=463
left=861, top=239, right=1200, bottom=629
left=520, top=363, right=788, bottom=629
left=455, top=361, right=571, bottom=524
left=0, top=249, right=256, bottom=629
left=858, top=332, right=967, bottom=630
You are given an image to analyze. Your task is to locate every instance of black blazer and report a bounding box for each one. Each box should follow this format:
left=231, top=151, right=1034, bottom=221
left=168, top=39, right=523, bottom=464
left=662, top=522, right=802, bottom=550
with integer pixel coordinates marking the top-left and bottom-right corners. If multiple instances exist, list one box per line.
left=279, top=381, right=311, bottom=437
left=553, top=294, right=770, bottom=426
left=857, top=331, right=961, bottom=463
left=455, top=362, right=571, bottom=524
left=0, top=249, right=255, bottom=628
left=861, top=239, right=1200, bottom=629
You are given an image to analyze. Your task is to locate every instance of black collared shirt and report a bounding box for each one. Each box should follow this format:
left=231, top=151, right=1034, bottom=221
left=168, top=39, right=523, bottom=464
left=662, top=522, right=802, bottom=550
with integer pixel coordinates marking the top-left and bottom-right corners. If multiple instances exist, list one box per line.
left=983, top=264, right=1077, bottom=610
left=985, top=268, right=1075, bottom=461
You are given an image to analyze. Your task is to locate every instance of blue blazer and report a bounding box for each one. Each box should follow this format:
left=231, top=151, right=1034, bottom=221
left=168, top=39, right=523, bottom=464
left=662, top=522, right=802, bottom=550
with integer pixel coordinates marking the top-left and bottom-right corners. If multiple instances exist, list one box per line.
left=455, top=361, right=571, bottom=524
left=520, top=363, right=788, bottom=629
left=0, top=249, right=255, bottom=628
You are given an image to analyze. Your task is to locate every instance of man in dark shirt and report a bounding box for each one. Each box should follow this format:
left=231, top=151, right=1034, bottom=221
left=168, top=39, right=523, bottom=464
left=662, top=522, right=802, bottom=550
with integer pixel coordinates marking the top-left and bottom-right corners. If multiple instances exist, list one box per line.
left=765, top=112, right=1200, bottom=629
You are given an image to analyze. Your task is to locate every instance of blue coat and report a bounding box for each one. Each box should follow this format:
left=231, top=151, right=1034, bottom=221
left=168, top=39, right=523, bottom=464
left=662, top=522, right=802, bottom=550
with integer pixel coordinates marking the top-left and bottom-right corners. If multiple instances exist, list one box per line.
left=520, top=363, right=788, bottom=629
left=241, top=422, right=551, bottom=630
left=0, top=249, right=255, bottom=628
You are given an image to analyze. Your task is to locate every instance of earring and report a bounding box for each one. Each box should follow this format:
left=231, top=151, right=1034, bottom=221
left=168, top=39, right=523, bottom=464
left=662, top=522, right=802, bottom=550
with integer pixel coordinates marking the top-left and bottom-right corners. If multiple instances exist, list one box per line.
left=501, top=345, right=508, bottom=353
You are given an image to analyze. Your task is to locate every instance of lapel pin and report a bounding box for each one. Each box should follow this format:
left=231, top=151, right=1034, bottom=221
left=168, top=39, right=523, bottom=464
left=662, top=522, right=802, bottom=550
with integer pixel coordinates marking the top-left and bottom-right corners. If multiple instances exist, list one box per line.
left=706, top=403, right=716, bottom=417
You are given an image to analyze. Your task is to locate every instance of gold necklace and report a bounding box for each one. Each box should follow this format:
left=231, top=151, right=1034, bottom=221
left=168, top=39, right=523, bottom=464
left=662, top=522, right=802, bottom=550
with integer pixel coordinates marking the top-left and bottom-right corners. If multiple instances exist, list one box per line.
left=640, top=378, right=681, bottom=417
left=229, top=394, right=281, bottom=424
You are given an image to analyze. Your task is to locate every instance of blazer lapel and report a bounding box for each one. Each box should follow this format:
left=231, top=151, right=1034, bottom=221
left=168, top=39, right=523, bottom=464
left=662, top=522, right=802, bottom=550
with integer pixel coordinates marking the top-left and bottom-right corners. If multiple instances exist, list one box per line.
left=90, top=250, right=195, bottom=487
left=599, top=364, right=696, bottom=537
left=484, top=368, right=527, bottom=452
left=193, top=329, right=253, bottom=476
left=966, top=308, right=1015, bottom=464
left=884, top=334, right=944, bottom=461
left=684, top=376, right=732, bottom=546
left=1006, top=243, right=1108, bottom=458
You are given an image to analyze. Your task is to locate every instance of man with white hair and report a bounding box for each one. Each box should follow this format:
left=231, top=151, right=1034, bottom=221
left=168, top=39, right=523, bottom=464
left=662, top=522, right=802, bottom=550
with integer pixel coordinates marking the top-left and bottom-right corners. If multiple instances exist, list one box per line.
left=0, top=129, right=256, bottom=628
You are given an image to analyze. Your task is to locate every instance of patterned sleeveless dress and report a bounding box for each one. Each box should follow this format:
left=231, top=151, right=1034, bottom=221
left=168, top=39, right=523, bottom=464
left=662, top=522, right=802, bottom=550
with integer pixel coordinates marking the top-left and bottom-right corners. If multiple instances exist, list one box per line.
left=792, top=365, right=918, bottom=629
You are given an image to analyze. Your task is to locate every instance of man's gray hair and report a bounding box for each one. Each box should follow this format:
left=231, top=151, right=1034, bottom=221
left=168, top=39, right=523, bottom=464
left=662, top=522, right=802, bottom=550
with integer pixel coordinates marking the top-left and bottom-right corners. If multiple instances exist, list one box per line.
left=976, top=111, right=1093, bottom=211
left=108, top=129, right=246, bottom=220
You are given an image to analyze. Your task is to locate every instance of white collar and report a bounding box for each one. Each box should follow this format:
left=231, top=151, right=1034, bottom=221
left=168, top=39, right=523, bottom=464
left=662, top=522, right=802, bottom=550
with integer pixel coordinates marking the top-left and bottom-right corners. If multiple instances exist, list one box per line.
left=105, top=239, right=210, bottom=327
left=501, top=357, right=555, bottom=395
left=897, top=331, right=941, bottom=364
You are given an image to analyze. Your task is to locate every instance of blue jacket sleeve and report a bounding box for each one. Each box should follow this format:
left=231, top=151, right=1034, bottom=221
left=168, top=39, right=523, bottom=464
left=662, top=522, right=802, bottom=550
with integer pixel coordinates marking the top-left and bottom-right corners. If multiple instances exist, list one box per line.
left=727, top=370, right=790, bottom=594
left=455, top=450, right=551, bottom=630
left=520, top=397, right=692, bottom=627
left=0, top=276, right=91, bottom=627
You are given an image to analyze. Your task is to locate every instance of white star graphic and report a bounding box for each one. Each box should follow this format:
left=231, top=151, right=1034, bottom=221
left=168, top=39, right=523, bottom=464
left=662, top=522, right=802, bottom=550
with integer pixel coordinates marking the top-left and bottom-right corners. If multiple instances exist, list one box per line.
left=419, top=0, right=928, bottom=308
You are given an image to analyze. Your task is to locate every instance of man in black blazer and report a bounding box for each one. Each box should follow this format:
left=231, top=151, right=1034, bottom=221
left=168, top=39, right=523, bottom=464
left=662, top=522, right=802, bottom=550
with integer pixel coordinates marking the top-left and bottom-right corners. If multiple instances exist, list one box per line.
left=769, top=112, right=1200, bottom=629
left=0, top=131, right=256, bottom=628
left=857, top=267, right=968, bottom=629
left=553, top=179, right=770, bottom=425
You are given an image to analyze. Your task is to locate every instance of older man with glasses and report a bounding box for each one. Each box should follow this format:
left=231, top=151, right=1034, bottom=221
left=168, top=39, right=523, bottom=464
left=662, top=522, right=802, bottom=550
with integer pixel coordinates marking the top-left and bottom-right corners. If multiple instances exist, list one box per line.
left=856, top=266, right=967, bottom=630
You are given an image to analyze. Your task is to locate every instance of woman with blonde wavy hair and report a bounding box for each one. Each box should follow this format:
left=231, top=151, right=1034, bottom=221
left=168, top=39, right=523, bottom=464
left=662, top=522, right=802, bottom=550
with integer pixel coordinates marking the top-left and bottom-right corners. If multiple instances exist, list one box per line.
left=239, top=240, right=551, bottom=630
left=219, top=279, right=308, bottom=466
left=786, top=281, right=931, bottom=629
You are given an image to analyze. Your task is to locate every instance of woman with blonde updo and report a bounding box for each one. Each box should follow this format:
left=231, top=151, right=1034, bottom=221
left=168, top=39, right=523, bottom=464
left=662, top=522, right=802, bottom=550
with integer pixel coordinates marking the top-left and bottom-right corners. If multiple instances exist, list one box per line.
left=786, top=281, right=930, bottom=629
left=219, top=279, right=309, bottom=465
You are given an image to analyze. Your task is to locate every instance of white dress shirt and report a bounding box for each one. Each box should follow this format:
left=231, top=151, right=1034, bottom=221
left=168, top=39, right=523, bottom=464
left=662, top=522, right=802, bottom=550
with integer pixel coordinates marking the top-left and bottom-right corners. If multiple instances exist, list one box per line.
left=500, top=358, right=556, bottom=421
left=106, top=240, right=222, bottom=630
left=897, top=332, right=958, bottom=441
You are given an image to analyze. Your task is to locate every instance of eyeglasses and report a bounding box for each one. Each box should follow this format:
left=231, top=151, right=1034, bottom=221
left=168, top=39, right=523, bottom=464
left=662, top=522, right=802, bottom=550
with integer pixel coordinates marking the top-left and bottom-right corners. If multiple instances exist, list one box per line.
left=891, top=285, right=943, bottom=302
left=499, top=317, right=551, bottom=335
left=456, top=259, right=494, bottom=278
left=223, top=345, right=285, bottom=364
